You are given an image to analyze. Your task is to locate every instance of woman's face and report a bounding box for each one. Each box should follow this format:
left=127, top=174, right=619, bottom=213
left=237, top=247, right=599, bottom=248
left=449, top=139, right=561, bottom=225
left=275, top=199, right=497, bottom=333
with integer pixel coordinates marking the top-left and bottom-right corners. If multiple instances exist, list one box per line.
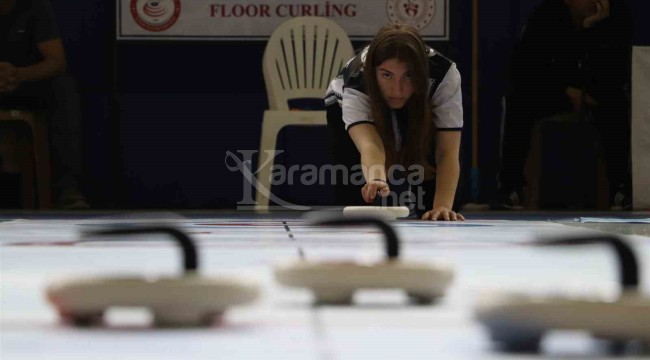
left=375, top=58, right=414, bottom=109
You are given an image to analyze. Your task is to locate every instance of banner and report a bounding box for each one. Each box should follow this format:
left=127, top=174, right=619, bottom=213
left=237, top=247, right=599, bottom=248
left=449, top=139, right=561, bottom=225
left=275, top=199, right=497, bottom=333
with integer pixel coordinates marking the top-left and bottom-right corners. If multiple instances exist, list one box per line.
left=118, top=0, right=449, bottom=40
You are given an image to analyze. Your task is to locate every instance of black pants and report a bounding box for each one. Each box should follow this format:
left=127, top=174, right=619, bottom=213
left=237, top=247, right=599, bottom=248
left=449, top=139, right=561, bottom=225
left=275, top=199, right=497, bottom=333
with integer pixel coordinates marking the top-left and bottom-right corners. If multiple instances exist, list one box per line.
left=0, top=74, right=83, bottom=199
left=499, top=94, right=631, bottom=195
left=325, top=103, right=437, bottom=216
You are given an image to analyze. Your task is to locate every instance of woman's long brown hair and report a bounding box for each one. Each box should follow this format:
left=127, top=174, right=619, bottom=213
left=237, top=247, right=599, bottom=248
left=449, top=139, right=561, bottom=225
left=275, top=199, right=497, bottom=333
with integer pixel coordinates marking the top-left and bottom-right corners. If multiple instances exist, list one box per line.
left=364, top=23, right=434, bottom=176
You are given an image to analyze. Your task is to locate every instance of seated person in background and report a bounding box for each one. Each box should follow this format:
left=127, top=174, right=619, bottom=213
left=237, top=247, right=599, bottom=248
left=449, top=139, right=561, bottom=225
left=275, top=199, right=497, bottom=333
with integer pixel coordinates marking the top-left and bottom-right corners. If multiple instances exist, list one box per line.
left=0, top=0, right=88, bottom=209
left=326, top=23, right=464, bottom=221
left=494, top=0, right=633, bottom=210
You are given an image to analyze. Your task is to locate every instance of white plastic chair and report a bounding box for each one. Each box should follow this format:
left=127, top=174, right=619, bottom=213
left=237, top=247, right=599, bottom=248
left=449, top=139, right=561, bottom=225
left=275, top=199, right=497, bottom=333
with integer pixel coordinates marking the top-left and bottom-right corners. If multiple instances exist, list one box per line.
left=256, top=17, right=354, bottom=210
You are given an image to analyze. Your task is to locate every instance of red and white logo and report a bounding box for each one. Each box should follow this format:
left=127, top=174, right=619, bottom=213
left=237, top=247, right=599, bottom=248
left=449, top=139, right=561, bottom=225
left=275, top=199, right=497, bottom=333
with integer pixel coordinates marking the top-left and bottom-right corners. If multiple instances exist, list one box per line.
left=131, top=0, right=181, bottom=32
left=387, top=0, right=436, bottom=30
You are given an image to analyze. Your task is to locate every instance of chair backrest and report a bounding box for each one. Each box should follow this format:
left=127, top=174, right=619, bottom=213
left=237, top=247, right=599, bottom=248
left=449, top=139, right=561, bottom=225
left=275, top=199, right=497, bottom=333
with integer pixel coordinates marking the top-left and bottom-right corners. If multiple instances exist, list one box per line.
left=263, top=17, right=354, bottom=111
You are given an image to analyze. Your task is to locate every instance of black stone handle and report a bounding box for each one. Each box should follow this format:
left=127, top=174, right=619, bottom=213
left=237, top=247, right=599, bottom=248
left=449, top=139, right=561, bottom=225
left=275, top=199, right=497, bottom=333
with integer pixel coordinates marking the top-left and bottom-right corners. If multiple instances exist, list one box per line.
left=535, top=235, right=639, bottom=290
left=83, top=227, right=198, bottom=273
left=311, top=216, right=400, bottom=260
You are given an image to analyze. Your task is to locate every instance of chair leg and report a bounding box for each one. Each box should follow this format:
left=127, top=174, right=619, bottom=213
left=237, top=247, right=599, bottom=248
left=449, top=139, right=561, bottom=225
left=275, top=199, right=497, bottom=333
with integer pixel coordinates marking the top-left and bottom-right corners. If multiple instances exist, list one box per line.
left=29, top=113, right=53, bottom=209
left=254, top=111, right=327, bottom=211
left=20, top=154, right=36, bottom=209
left=597, top=157, right=609, bottom=210
left=525, top=125, right=542, bottom=210
left=0, top=119, right=37, bottom=209
left=0, top=129, right=35, bottom=209
left=255, top=120, right=284, bottom=211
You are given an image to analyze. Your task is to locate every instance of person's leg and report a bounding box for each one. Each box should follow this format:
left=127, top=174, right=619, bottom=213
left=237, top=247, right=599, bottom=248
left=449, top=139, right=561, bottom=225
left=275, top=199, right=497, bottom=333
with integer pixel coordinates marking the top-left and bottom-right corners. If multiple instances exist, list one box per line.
left=498, top=94, right=536, bottom=191
left=493, top=94, right=536, bottom=208
left=13, top=74, right=87, bottom=208
left=0, top=82, right=50, bottom=207
left=592, top=102, right=632, bottom=208
left=326, top=104, right=364, bottom=206
left=44, top=74, right=84, bottom=202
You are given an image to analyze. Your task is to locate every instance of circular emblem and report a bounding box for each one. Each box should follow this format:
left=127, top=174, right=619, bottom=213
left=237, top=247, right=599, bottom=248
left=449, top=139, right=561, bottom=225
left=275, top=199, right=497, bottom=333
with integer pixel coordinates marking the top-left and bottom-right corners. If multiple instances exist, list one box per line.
left=387, top=0, right=435, bottom=30
left=131, top=0, right=181, bottom=32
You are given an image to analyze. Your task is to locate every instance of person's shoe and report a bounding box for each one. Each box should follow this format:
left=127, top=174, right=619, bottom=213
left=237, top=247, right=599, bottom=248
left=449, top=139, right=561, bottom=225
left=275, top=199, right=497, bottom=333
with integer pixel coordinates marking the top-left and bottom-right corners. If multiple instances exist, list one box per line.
left=611, top=190, right=632, bottom=211
left=57, top=188, right=90, bottom=210
left=489, top=189, right=524, bottom=210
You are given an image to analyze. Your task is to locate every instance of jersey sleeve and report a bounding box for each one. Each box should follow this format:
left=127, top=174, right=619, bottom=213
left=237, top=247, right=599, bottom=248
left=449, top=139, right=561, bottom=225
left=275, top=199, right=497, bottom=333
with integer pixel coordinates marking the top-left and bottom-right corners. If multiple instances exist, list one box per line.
left=342, top=87, right=374, bottom=130
left=327, top=49, right=375, bottom=131
left=431, top=63, right=463, bottom=131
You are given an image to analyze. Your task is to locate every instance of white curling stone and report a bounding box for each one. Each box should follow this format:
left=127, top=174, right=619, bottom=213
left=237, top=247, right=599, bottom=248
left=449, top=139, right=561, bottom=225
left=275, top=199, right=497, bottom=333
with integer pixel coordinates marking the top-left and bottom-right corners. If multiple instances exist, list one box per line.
left=476, top=291, right=650, bottom=342
left=275, top=260, right=454, bottom=302
left=46, top=275, right=259, bottom=326
left=343, top=206, right=410, bottom=220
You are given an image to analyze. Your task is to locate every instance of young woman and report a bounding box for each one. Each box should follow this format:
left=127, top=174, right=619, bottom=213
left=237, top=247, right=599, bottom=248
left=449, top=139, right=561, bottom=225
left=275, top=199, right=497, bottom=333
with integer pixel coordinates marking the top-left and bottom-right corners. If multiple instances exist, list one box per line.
left=325, top=23, right=464, bottom=221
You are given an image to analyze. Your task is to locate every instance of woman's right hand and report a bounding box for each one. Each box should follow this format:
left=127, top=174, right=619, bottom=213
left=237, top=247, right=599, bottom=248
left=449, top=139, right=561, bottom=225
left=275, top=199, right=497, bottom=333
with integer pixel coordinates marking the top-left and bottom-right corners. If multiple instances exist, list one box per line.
left=361, top=179, right=390, bottom=203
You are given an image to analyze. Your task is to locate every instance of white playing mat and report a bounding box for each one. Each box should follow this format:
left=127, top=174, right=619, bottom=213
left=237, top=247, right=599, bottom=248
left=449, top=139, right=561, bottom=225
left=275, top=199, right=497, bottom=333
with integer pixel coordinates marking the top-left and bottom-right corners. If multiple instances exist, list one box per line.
left=2, top=213, right=650, bottom=359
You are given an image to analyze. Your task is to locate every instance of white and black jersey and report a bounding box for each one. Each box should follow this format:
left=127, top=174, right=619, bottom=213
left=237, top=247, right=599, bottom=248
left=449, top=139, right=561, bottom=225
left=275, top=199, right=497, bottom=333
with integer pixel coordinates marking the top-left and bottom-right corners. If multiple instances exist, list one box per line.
left=325, top=46, right=463, bottom=141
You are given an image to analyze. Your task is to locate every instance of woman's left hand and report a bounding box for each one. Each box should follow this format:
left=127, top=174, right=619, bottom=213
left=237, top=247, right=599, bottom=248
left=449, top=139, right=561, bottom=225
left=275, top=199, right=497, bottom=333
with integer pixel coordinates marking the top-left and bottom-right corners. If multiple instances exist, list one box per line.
left=421, top=207, right=465, bottom=221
